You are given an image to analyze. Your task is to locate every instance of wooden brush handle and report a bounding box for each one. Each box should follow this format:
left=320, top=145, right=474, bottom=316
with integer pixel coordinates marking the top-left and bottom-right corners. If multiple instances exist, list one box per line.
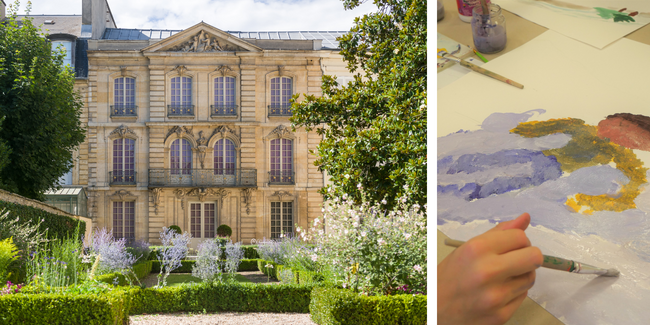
left=459, top=60, right=524, bottom=89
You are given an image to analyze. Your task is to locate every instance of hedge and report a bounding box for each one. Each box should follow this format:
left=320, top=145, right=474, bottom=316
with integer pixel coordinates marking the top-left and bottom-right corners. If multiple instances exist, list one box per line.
left=309, top=287, right=427, bottom=325
left=96, top=260, right=152, bottom=286
left=0, top=200, right=86, bottom=241
left=149, top=245, right=260, bottom=260
left=151, top=259, right=260, bottom=273
left=258, top=259, right=280, bottom=279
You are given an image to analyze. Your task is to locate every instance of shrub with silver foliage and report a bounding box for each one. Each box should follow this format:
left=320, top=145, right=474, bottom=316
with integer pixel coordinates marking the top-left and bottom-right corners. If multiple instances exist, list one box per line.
left=192, top=239, right=223, bottom=282
left=223, top=241, right=244, bottom=280
left=89, top=228, right=137, bottom=275
left=155, top=227, right=191, bottom=288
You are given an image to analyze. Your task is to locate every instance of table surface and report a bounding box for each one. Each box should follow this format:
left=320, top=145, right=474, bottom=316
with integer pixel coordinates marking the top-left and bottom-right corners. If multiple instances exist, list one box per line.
left=436, top=0, right=650, bottom=323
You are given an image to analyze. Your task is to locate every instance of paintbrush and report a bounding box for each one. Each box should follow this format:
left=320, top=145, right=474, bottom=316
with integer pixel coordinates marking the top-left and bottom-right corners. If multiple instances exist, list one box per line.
left=444, top=238, right=620, bottom=277
left=437, top=49, right=524, bottom=89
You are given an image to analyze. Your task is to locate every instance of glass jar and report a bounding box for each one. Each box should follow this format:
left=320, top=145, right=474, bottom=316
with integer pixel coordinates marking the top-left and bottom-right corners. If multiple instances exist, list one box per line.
left=471, top=4, right=507, bottom=54
left=457, top=0, right=490, bottom=23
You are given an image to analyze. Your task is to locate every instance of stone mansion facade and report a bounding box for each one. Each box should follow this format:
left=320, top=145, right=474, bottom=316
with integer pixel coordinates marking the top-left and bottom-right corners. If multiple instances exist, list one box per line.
left=18, top=0, right=353, bottom=246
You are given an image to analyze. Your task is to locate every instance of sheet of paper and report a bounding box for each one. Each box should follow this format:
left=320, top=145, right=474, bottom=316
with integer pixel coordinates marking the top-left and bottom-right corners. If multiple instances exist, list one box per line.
left=437, top=30, right=650, bottom=325
left=437, top=32, right=474, bottom=73
left=498, top=0, right=650, bottom=49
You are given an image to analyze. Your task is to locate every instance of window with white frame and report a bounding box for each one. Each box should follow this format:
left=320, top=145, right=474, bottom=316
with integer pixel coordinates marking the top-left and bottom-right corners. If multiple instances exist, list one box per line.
left=113, top=201, right=135, bottom=241
left=212, top=76, right=236, bottom=116
left=190, top=202, right=216, bottom=238
left=51, top=41, right=72, bottom=67
left=269, top=77, right=292, bottom=116
left=214, top=139, right=236, bottom=175
left=113, top=77, right=136, bottom=116
left=170, top=76, right=193, bottom=116
left=269, top=138, right=293, bottom=184
left=112, top=138, right=135, bottom=184
left=170, top=139, right=192, bottom=175
left=271, top=201, right=293, bottom=239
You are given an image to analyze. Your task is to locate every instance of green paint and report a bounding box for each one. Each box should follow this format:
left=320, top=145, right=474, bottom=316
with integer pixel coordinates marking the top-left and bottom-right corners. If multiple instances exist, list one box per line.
left=594, top=7, right=635, bottom=23
left=543, top=255, right=565, bottom=266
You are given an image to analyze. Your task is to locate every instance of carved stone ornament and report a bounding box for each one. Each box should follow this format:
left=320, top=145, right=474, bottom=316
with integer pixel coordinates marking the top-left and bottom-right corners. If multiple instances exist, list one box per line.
left=197, top=146, right=207, bottom=169
left=174, top=188, right=186, bottom=209
left=173, top=65, right=188, bottom=75
left=209, top=125, right=239, bottom=145
left=120, top=65, right=128, bottom=76
left=277, top=65, right=285, bottom=76
left=112, top=189, right=134, bottom=200
left=216, top=65, right=232, bottom=76
left=109, top=125, right=136, bottom=138
left=241, top=188, right=255, bottom=215
left=169, top=30, right=241, bottom=52
left=151, top=188, right=163, bottom=214
left=271, top=190, right=292, bottom=201
left=165, top=126, right=194, bottom=142
left=266, top=125, right=294, bottom=141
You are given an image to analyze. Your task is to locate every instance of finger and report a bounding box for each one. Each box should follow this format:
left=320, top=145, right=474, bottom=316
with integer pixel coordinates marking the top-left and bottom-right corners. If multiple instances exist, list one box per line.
left=475, top=228, right=531, bottom=255
left=504, top=271, right=536, bottom=302
left=488, top=213, right=531, bottom=232
left=497, top=246, right=544, bottom=278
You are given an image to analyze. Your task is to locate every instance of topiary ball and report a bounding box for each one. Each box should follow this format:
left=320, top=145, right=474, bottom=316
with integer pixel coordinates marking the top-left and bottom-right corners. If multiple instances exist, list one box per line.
left=168, top=225, right=182, bottom=235
left=216, top=224, right=232, bottom=237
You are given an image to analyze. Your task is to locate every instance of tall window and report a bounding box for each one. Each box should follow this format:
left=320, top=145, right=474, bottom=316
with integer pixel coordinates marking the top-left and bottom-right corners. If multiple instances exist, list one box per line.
left=170, top=76, right=193, bottom=115
left=113, top=77, right=136, bottom=116
left=270, top=138, right=293, bottom=184
left=190, top=203, right=216, bottom=238
left=214, top=139, right=236, bottom=175
left=112, top=138, right=135, bottom=184
left=269, top=77, right=292, bottom=116
left=213, top=76, right=236, bottom=115
left=51, top=41, right=72, bottom=67
left=171, top=139, right=192, bottom=175
left=113, top=201, right=135, bottom=241
left=271, top=201, right=293, bottom=239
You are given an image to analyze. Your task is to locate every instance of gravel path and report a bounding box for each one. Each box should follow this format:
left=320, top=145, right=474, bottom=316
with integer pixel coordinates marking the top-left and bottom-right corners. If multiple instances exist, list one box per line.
left=131, top=271, right=314, bottom=324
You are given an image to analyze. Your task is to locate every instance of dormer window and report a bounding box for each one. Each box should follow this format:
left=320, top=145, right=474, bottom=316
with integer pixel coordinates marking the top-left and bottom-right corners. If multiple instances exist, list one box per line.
left=51, top=40, right=72, bottom=67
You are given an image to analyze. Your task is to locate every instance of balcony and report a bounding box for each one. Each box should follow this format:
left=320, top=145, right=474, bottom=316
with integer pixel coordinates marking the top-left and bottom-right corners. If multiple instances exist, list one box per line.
left=268, top=170, right=294, bottom=185
left=109, top=171, right=137, bottom=186
left=148, top=169, right=257, bottom=187
left=167, top=105, right=195, bottom=117
left=268, top=104, right=292, bottom=117
left=110, top=104, right=137, bottom=118
left=211, top=104, right=238, bottom=117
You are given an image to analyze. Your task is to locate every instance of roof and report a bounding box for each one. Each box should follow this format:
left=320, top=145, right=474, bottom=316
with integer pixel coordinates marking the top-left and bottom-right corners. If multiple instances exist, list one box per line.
left=16, top=15, right=83, bottom=37
left=102, top=28, right=348, bottom=49
left=44, top=187, right=84, bottom=196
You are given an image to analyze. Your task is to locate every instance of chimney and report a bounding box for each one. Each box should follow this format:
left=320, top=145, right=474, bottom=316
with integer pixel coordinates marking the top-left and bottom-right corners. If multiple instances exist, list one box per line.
left=82, top=0, right=112, bottom=40
left=1, top=0, right=6, bottom=21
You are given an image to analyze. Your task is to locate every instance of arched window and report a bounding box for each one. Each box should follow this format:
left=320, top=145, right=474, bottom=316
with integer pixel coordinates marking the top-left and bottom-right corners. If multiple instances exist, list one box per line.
left=112, top=138, right=135, bottom=184
left=269, top=138, right=293, bottom=184
left=171, top=139, right=192, bottom=175
left=51, top=40, right=72, bottom=67
left=212, top=76, right=236, bottom=116
left=170, top=76, right=193, bottom=116
left=113, top=77, right=136, bottom=116
left=269, top=77, right=292, bottom=116
left=214, top=139, right=236, bottom=175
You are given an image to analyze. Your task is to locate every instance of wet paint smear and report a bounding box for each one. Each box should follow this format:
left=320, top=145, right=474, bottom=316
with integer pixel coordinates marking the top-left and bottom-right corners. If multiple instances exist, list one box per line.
left=512, top=118, right=648, bottom=213
left=598, top=113, right=650, bottom=151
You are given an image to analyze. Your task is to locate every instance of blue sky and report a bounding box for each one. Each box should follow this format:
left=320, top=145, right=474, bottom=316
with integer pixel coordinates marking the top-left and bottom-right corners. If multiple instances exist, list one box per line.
left=12, top=0, right=378, bottom=30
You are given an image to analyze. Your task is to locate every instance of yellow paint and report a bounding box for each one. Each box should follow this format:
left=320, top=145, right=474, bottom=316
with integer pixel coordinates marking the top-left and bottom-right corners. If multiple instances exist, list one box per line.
left=512, top=118, right=648, bottom=213
left=437, top=48, right=448, bottom=58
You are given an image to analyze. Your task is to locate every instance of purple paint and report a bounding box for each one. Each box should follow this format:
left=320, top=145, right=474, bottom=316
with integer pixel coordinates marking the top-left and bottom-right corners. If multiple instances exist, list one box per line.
left=472, top=25, right=506, bottom=54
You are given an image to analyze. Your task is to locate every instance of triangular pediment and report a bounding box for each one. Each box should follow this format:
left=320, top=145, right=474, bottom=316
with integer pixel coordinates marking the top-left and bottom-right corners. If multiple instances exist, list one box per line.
left=142, top=22, right=262, bottom=53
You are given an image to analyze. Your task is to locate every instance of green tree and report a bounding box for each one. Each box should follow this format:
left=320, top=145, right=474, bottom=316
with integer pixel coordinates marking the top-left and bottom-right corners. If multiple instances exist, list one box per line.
left=0, top=2, right=86, bottom=200
left=291, top=0, right=426, bottom=208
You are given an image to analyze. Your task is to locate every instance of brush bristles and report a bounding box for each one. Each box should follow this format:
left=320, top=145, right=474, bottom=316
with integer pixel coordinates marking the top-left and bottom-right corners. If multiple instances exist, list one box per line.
left=603, top=268, right=620, bottom=277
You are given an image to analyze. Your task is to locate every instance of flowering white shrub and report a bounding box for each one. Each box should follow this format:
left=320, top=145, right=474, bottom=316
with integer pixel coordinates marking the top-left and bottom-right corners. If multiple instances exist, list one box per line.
left=301, top=193, right=427, bottom=295
left=257, top=235, right=320, bottom=273
left=155, top=227, right=191, bottom=288
left=192, top=239, right=223, bottom=283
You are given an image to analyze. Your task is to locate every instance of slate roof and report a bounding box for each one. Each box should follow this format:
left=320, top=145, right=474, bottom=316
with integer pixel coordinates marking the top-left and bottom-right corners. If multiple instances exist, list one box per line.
left=16, top=15, right=83, bottom=37
left=102, top=28, right=348, bottom=49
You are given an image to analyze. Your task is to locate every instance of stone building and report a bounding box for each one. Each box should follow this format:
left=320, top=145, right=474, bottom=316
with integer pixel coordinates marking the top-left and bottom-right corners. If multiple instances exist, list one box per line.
left=13, top=0, right=352, bottom=246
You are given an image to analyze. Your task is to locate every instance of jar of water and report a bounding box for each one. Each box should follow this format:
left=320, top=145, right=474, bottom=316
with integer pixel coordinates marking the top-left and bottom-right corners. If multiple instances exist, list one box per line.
left=471, top=4, right=507, bottom=54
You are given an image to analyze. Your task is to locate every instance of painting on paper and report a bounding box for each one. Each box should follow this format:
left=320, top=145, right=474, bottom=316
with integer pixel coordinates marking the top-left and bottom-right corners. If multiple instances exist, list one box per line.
left=497, top=0, right=650, bottom=48
left=437, top=109, right=650, bottom=324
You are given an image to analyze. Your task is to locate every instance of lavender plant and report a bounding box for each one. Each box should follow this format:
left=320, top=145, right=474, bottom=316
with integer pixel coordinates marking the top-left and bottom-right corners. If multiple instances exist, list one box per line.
left=26, top=253, right=70, bottom=292
left=89, top=228, right=138, bottom=275
left=191, top=239, right=223, bottom=283
left=155, top=227, right=191, bottom=288
left=223, top=241, right=244, bottom=280
left=256, top=237, right=290, bottom=265
left=126, top=240, right=151, bottom=263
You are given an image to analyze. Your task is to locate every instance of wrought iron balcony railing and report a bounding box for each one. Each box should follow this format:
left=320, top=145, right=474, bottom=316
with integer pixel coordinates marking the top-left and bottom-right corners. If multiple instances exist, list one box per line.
left=268, top=170, right=295, bottom=185
left=148, top=168, right=257, bottom=187
left=167, top=105, right=195, bottom=117
left=110, top=104, right=138, bottom=117
left=109, top=171, right=137, bottom=185
left=268, top=104, right=292, bottom=117
left=211, top=104, right=238, bottom=117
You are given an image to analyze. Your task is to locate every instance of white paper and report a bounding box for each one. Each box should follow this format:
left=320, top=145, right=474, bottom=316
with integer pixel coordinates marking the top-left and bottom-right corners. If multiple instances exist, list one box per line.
left=498, top=0, right=650, bottom=49
left=437, top=30, right=650, bottom=325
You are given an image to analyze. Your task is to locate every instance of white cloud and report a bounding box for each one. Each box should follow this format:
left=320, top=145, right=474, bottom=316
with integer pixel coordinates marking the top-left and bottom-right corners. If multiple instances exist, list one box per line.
left=15, top=0, right=377, bottom=30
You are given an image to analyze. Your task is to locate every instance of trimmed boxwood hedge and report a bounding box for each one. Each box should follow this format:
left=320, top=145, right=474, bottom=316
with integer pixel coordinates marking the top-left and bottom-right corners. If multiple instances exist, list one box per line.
left=150, top=259, right=260, bottom=273
left=309, top=286, right=427, bottom=325
left=95, top=260, right=153, bottom=286
left=149, top=245, right=260, bottom=261
left=0, top=200, right=86, bottom=241
left=0, top=282, right=314, bottom=324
